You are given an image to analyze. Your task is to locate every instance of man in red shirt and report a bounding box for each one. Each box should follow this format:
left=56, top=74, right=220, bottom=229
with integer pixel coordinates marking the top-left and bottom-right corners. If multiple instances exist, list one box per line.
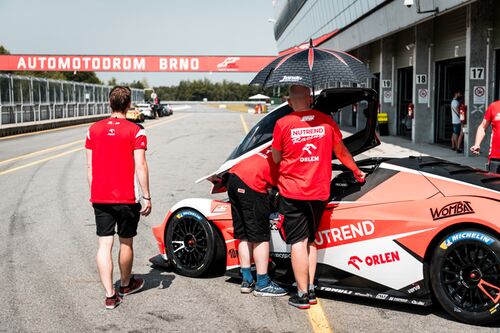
left=272, top=85, right=365, bottom=309
left=227, top=146, right=287, bottom=296
left=85, top=86, right=152, bottom=309
left=471, top=100, right=500, bottom=173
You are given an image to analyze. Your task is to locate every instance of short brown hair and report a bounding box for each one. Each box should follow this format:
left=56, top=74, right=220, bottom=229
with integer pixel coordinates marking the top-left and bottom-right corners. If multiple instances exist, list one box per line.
left=109, top=86, right=131, bottom=113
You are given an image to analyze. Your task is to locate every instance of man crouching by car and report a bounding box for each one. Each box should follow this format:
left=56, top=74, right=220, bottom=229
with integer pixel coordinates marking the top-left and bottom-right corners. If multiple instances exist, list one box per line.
left=272, top=84, right=365, bottom=309
left=227, top=147, right=287, bottom=297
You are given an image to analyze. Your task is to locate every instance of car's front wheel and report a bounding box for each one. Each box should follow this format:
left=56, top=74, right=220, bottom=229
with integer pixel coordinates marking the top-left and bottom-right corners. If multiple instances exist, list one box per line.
left=165, top=209, right=221, bottom=277
left=430, top=228, right=500, bottom=325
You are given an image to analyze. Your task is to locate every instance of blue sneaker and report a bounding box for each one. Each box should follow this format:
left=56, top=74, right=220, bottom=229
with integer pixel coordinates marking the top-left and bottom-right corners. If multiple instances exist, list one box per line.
left=253, top=281, right=287, bottom=297
left=241, top=280, right=255, bottom=294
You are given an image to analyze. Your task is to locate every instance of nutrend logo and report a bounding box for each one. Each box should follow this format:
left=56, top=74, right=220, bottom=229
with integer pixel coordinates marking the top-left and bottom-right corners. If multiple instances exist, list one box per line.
left=291, top=126, right=325, bottom=144
left=430, top=201, right=474, bottom=221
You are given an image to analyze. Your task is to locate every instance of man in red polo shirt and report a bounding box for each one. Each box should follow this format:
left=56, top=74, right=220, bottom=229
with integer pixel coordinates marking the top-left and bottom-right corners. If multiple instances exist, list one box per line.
left=471, top=100, right=500, bottom=173
left=272, top=85, right=365, bottom=309
left=227, top=146, right=287, bottom=297
left=86, top=86, right=151, bottom=309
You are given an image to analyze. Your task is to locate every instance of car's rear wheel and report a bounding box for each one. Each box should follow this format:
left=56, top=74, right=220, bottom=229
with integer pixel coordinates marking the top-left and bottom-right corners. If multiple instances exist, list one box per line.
left=430, top=229, right=500, bottom=325
left=165, top=209, right=219, bottom=277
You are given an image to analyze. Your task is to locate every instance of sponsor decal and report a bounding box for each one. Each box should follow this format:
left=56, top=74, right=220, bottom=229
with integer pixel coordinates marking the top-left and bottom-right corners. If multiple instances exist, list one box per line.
left=354, top=292, right=372, bottom=297
left=302, top=143, right=317, bottom=155
left=410, top=300, right=426, bottom=306
left=300, top=156, right=319, bottom=162
left=407, top=284, right=421, bottom=294
left=228, top=249, right=238, bottom=259
left=237, top=188, right=246, bottom=194
left=291, top=126, right=325, bottom=144
left=348, top=256, right=363, bottom=270
left=257, top=148, right=272, bottom=159
left=440, top=231, right=495, bottom=250
left=176, top=211, right=203, bottom=221
left=301, top=115, right=315, bottom=122
left=347, top=251, right=400, bottom=270
left=300, top=144, right=319, bottom=162
left=319, top=287, right=353, bottom=295
left=490, top=304, right=499, bottom=315
left=430, top=201, right=474, bottom=220
left=315, top=220, right=375, bottom=247
left=216, top=57, right=240, bottom=71
left=375, top=294, right=388, bottom=300
left=388, top=297, right=409, bottom=303
left=212, top=205, right=228, bottom=213
left=270, top=252, right=291, bottom=259
left=279, top=75, right=302, bottom=82
left=107, top=129, right=116, bottom=136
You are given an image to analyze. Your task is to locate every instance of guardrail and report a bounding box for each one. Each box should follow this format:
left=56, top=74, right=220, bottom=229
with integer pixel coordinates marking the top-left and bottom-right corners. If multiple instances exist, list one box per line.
left=0, top=73, right=144, bottom=129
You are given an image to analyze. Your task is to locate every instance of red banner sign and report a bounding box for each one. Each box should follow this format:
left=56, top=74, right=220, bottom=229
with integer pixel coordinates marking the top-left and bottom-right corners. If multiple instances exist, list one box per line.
left=0, top=55, right=276, bottom=72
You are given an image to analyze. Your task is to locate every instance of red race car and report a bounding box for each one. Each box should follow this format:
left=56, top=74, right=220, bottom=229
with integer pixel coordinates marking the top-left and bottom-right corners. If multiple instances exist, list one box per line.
left=151, top=88, right=500, bottom=326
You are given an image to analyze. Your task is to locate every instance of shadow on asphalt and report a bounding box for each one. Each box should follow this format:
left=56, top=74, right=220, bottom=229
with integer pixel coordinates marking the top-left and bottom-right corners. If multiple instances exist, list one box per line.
left=114, top=266, right=176, bottom=294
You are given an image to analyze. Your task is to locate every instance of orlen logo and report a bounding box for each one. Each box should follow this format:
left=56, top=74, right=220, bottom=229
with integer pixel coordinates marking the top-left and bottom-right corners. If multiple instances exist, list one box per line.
left=347, top=251, right=400, bottom=270
left=430, top=201, right=474, bottom=221
left=217, top=57, right=240, bottom=71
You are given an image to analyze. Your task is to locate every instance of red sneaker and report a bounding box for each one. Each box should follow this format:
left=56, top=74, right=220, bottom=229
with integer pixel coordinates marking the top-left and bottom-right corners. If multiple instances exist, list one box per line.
left=105, top=293, right=122, bottom=310
left=119, top=276, right=145, bottom=297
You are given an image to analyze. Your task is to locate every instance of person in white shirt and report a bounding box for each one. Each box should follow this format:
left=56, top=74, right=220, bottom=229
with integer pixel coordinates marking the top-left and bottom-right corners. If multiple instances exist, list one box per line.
left=450, top=90, right=463, bottom=153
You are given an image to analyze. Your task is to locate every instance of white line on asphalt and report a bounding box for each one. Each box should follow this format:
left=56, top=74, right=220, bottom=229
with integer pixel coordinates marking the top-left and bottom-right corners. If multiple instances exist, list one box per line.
left=0, top=114, right=191, bottom=176
left=0, top=139, right=84, bottom=165
left=239, top=114, right=249, bottom=134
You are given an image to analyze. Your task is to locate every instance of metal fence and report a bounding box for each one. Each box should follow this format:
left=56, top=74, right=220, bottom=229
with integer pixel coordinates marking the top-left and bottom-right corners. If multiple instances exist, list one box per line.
left=0, top=74, right=144, bottom=126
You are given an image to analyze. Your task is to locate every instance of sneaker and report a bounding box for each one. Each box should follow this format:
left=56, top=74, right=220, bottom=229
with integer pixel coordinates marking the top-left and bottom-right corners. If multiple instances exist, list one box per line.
left=308, top=290, right=317, bottom=305
left=253, top=281, right=287, bottom=297
left=240, top=280, right=255, bottom=294
left=119, top=276, right=145, bottom=297
left=456, top=149, right=463, bottom=154
left=288, top=293, right=310, bottom=309
left=105, top=293, right=122, bottom=310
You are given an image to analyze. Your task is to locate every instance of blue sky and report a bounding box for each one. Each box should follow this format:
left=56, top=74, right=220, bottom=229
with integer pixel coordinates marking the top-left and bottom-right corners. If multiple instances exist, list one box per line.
left=0, top=0, right=278, bottom=86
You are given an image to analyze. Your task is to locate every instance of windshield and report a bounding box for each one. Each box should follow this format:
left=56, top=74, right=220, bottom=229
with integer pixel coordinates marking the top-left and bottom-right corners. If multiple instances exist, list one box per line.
left=225, top=104, right=293, bottom=161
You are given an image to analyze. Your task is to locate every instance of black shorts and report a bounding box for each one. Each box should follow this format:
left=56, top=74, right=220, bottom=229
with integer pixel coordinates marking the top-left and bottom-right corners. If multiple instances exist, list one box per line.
left=227, top=174, right=271, bottom=243
left=279, top=197, right=327, bottom=245
left=93, top=203, right=141, bottom=238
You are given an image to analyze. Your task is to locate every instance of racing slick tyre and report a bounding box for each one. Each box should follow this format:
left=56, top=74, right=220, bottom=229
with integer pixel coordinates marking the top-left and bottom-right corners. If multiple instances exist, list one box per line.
left=165, top=209, right=219, bottom=277
left=430, top=229, right=500, bottom=325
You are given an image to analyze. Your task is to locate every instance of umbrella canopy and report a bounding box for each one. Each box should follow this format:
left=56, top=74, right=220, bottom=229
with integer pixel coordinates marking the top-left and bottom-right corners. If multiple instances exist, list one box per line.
left=248, top=94, right=270, bottom=100
left=250, top=40, right=373, bottom=88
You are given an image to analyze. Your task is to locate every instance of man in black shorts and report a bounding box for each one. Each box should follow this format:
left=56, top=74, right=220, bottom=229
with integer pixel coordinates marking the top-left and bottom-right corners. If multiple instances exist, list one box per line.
left=227, top=147, right=287, bottom=296
left=272, top=85, right=365, bottom=309
left=85, top=86, right=152, bottom=309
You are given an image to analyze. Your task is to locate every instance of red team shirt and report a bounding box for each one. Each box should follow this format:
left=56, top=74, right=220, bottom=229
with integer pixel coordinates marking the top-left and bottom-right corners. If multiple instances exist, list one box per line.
left=229, top=146, right=279, bottom=193
left=485, top=101, right=500, bottom=160
left=272, top=110, right=342, bottom=201
left=85, top=118, right=148, bottom=204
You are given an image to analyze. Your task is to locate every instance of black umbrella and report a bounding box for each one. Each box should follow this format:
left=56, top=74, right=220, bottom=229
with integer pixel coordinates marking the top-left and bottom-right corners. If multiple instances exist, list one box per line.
left=250, top=39, right=373, bottom=89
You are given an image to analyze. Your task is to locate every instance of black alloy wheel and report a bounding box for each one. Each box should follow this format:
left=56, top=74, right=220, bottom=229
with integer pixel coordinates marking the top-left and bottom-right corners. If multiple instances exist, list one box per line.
left=431, top=229, right=500, bottom=325
left=165, top=209, right=218, bottom=277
